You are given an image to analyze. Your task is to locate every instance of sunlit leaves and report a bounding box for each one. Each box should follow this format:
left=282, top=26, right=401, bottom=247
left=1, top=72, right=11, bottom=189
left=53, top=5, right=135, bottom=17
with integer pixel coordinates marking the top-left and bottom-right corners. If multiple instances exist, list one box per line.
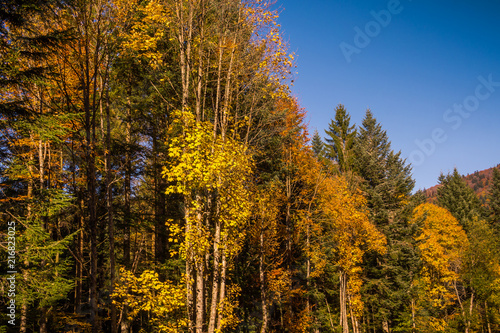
left=112, top=268, right=187, bottom=332
left=411, top=203, right=469, bottom=331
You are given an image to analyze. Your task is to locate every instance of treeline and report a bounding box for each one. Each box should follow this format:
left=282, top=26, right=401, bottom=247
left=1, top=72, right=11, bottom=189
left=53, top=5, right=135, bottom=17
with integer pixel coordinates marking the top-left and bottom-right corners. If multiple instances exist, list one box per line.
left=1, top=0, right=500, bottom=332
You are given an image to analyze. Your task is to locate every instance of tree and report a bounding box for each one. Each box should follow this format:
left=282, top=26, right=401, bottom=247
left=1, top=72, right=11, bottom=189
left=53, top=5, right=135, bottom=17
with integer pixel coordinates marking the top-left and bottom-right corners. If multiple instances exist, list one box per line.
left=324, top=104, right=356, bottom=172
left=352, top=109, right=415, bottom=333
left=461, top=218, right=500, bottom=333
left=311, top=130, right=325, bottom=159
left=164, top=110, right=253, bottom=333
left=112, top=268, right=187, bottom=332
left=437, top=168, right=483, bottom=229
left=319, top=175, right=386, bottom=333
left=410, top=203, right=469, bottom=332
left=488, top=167, right=500, bottom=230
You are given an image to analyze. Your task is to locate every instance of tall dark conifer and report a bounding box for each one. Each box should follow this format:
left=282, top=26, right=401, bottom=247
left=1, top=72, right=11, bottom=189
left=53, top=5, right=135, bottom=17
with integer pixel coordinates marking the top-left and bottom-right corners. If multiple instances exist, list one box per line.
left=488, top=167, right=500, bottom=229
left=324, top=104, right=356, bottom=172
left=354, top=109, right=417, bottom=332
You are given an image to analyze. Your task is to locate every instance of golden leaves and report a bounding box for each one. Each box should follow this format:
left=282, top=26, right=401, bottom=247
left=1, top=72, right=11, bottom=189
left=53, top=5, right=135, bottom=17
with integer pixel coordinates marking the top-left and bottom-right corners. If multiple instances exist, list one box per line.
left=411, top=203, right=470, bottom=330
left=112, top=267, right=187, bottom=332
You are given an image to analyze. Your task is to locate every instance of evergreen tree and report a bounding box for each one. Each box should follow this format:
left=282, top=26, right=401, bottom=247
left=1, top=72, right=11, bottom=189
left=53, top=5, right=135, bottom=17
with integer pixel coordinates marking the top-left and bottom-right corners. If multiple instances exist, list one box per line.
left=324, top=104, right=357, bottom=172
left=488, top=167, right=500, bottom=229
left=353, top=109, right=417, bottom=332
left=354, top=109, right=414, bottom=222
left=311, top=129, right=325, bottom=159
left=437, top=168, right=483, bottom=229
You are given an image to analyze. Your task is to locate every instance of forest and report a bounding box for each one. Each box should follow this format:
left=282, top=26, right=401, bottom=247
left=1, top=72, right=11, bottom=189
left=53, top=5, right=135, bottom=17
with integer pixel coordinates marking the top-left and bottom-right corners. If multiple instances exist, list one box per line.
left=1, top=0, right=500, bottom=332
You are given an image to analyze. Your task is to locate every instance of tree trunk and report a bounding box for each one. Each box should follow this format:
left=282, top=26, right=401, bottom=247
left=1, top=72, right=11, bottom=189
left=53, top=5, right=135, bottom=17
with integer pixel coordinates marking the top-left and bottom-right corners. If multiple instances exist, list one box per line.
left=216, top=247, right=227, bottom=332
left=485, top=301, right=492, bottom=333
left=20, top=147, right=34, bottom=333
left=195, top=198, right=205, bottom=333
left=411, top=298, right=416, bottom=333
left=154, top=116, right=167, bottom=267
left=123, top=94, right=132, bottom=268
left=348, top=294, right=360, bottom=333
left=453, top=280, right=468, bottom=333
left=340, top=271, right=349, bottom=333
left=260, top=226, right=268, bottom=333
left=325, top=296, right=335, bottom=331
left=208, top=219, right=221, bottom=333
left=39, top=307, right=48, bottom=333
left=185, top=203, right=195, bottom=333
left=105, top=84, right=117, bottom=333
left=196, top=264, right=205, bottom=333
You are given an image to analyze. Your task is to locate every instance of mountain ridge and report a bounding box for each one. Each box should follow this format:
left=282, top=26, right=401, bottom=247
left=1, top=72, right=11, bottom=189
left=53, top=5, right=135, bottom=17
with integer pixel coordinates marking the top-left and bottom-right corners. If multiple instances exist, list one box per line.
left=423, top=164, right=500, bottom=204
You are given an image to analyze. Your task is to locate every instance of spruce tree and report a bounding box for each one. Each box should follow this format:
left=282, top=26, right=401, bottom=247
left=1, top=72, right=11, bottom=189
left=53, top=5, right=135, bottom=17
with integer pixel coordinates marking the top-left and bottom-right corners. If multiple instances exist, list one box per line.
left=437, top=168, right=483, bottom=229
left=324, top=104, right=356, bottom=172
left=353, top=109, right=417, bottom=332
left=311, top=129, right=326, bottom=160
left=354, top=109, right=414, bottom=221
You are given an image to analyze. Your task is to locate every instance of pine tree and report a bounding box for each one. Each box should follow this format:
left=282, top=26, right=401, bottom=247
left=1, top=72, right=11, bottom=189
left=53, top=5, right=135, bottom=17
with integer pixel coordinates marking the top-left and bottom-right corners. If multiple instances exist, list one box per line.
left=437, top=168, right=483, bottom=229
left=324, top=104, right=357, bottom=172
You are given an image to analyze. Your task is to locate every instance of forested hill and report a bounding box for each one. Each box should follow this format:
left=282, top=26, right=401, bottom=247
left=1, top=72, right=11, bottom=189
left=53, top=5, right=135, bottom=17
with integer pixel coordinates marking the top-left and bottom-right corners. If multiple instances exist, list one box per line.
left=424, top=164, right=500, bottom=203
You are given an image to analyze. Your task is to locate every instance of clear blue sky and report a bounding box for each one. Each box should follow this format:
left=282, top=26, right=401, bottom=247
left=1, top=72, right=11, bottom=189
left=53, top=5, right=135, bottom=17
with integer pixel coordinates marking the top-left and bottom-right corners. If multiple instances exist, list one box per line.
left=276, top=0, right=500, bottom=191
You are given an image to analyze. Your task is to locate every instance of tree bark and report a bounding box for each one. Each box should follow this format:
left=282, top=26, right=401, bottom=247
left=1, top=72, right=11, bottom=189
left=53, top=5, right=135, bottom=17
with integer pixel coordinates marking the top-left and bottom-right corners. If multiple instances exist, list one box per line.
left=340, top=271, right=349, bottom=333
left=105, top=82, right=117, bottom=333
left=260, top=229, right=268, bottom=333
left=208, top=219, right=221, bottom=333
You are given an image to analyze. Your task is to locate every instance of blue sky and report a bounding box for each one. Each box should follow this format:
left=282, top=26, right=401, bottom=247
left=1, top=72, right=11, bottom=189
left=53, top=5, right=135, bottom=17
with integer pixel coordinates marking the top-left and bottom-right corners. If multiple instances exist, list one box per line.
left=276, top=0, right=500, bottom=190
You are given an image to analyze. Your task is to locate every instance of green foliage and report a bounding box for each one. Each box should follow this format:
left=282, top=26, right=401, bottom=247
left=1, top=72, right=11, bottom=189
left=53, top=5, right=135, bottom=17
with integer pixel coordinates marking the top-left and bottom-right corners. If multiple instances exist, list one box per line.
left=324, top=104, right=356, bottom=172
left=311, top=130, right=325, bottom=159
left=1, top=1, right=499, bottom=332
left=437, top=168, right=483, bottom=229
left=489, top=167, right=500, bottom=229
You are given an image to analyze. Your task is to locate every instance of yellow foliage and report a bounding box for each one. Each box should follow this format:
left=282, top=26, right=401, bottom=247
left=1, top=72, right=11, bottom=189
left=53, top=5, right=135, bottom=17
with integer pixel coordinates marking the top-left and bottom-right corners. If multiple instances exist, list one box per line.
left=163, top=110, right=253, bottom=260
left=115, top=0, right=172, bottom=67
left=412, top=203, right=468, bottom=282
left=319, top=175, right=386, bottom=317
left=411, top=203, right=469, bottom=331
left=112, top=267, right=187, bottom=332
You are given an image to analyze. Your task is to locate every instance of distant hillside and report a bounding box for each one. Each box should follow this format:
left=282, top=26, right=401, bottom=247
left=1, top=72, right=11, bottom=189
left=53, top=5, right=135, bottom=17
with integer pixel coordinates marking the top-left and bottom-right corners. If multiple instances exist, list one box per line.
left=423, top=164, right=500, bottom=204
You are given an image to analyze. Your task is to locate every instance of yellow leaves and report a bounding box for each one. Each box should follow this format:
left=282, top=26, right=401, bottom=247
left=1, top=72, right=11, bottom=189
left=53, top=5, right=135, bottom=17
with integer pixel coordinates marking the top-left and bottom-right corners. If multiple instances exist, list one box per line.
left=411, top=203, right=468, bottom=280
left=217, top=284, right=242, bottom=331
left=320, top=175, right=386, bottom=271
left=117, top=0, right=172, bottom=67
left=411, top=203, right=470, bottom=331
left=112, top=267, right=187, bottom=332
left=163, top=109, right=253, bottom=267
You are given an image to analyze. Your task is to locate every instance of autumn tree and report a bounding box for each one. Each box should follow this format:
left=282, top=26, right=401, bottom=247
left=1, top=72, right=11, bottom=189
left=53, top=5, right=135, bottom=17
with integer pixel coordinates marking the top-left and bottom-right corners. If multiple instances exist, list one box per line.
left=410, top=203, right=469, bottom=332
left=163, top=110, right=253, bottom=333
left=319, top=176, right=386, bottom=333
